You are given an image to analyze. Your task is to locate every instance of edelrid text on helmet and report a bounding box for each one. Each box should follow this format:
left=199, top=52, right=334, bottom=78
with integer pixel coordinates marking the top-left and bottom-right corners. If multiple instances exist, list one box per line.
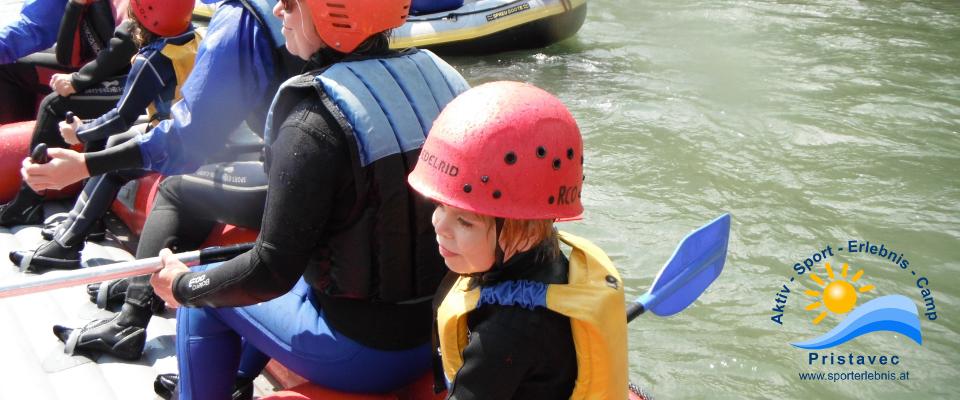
left=131, top=0, right=194, bottom=37
left=305, top=0, right=411, bottom=53
left=408, top=81, right=584, bottom=220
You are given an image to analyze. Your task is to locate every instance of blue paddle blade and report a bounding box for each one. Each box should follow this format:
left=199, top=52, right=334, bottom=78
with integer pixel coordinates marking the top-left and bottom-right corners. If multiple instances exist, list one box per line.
left=637, top=213, right=730, bottom=316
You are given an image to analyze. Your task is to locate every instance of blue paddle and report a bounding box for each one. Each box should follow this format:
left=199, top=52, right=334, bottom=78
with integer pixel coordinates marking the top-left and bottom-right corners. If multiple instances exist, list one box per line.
left=627, top=213, right=730, bottom=322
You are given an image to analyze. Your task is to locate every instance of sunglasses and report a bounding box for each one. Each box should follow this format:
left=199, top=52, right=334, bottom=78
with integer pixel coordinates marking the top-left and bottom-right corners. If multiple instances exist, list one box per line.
left=279, top=0, right=295, bottom=12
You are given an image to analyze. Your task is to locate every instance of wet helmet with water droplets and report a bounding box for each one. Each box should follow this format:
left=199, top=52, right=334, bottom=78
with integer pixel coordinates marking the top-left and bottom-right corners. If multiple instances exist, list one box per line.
left=408, top=81, right=584, bottom=220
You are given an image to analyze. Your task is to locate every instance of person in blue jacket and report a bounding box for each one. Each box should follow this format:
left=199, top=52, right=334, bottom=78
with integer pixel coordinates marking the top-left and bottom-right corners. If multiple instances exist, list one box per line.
left=1, top=0, right=70, bottom=123
left=21, top=0, right=300, bottom=361
left=0, top=0, right=67, bottom=65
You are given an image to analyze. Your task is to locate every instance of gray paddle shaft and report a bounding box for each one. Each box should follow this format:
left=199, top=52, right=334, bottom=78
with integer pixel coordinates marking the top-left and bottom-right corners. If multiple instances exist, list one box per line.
left=0, top=251, right=199, bottom=299
left=0, top=243, right=253, bottom=299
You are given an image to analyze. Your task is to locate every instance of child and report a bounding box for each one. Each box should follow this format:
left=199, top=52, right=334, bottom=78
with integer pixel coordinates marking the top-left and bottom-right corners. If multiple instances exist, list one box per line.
left=10, top=0, right=199, bottom=273
left=407, top=81, right=629, bottom=399
left=59, top=0, right=198, bottom=147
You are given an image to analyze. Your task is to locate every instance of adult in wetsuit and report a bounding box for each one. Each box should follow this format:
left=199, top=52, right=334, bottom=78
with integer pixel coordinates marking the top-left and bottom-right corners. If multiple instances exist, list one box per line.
left=146, top=0, right=467, bottom=398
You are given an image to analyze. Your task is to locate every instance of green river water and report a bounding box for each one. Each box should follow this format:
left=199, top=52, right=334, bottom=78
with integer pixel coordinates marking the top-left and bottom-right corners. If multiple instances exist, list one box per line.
left=2, top=1, right=958, bottom=398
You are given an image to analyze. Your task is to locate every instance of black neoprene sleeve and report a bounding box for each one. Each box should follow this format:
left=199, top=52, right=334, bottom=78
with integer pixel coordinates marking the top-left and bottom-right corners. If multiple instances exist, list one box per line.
left=70, top=20, right=137, bottom=92
left=84, top=136, right=144, bottom=175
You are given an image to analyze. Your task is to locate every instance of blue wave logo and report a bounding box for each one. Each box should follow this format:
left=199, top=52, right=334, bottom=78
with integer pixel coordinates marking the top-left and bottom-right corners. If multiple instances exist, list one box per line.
left=792, top=295, right=923, bottom=350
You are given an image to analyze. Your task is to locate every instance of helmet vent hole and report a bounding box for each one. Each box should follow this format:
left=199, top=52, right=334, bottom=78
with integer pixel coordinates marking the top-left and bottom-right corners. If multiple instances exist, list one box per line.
left=548, top=196, right=555, bottom=204
left=492, top=190, right=502, bottom=199
left=330, top=13, right=349, bottom=19
left=463, top=184, right=472, bottom=193
left=480, top=175, right=489, bottom=183
left=326, top=2, right=346, bottom=8
left=332, top=23, right=351, bottom=28
left=536, top=146, right=546, bottom=158
left=566, top=148, right=574, bottom=160
left=552, top=159, right=561, bottom=170
left=504, top=152, right=517, bottom=165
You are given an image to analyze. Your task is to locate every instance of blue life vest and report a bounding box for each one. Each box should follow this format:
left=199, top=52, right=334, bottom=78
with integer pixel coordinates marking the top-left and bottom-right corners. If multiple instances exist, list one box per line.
left=264, top=48, right=469, bottom=303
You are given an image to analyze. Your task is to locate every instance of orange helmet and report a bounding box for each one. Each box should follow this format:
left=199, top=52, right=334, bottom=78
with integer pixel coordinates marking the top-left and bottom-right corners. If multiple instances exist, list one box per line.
left=305, top=0, right=411, bottom=53
left=130, top=0, right=194, bottom=37
left=408, top=81, right=584, bottom=220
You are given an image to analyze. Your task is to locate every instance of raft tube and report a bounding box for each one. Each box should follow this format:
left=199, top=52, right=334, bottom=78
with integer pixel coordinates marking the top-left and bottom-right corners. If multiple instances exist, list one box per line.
left=0, top=121, right=83, bottom=203
left=0, top=122, right=33, bottom=202
left=260, top=362, right=649, bottom=399
left=390, top=0, right=588, bottom=55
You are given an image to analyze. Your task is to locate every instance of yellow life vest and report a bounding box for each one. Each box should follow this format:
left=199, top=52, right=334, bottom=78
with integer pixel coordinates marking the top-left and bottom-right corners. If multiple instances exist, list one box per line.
left=437, top=231, right=628, bottom=399
left=145, top=31, right=202, bottom=122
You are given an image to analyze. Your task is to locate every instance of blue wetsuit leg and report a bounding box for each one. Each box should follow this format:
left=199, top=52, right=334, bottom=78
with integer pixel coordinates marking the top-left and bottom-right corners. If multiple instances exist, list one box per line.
left=237, top=338, right=270, bottom=380
left=176, top=275, right=432, bottom=399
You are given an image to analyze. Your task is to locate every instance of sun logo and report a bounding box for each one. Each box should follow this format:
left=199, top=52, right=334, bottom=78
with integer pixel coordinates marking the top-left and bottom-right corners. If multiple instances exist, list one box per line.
left=803, top=262, right=875, bottom=325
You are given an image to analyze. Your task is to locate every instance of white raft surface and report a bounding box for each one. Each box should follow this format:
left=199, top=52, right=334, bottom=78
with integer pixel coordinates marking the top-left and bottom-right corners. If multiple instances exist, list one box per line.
left=0, top=204, right=275, bottom=399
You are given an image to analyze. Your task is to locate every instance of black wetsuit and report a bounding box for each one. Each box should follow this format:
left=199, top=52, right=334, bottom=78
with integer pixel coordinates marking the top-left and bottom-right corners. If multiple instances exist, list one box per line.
left=171, top=98, right=352, bottom=306
left=170, top=90, right=433, bottom=349
left=32, top=17, right=136, bottom=153
left=445, top=246, right=578, bottom=400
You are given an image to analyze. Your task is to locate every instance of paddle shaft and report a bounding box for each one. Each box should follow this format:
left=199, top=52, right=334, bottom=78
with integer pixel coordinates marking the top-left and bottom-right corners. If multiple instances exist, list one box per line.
left=627, top=302, right=646, bottom=322
left=0, top=243, right=253, bottom=299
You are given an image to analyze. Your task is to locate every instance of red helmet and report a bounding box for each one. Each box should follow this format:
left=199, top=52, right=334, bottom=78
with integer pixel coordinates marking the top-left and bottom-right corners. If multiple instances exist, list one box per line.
left=408, top=81, right=584, bottom=220
left=130, top=0, right=194, bottom=37
left=305, top=0, right=411, bottom=53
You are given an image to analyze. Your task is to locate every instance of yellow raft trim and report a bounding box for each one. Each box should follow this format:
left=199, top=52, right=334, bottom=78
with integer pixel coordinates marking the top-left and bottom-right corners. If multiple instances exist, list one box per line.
left=192, top=4, right=216, bottom=19
left=390, top=0, right=586, bottom=49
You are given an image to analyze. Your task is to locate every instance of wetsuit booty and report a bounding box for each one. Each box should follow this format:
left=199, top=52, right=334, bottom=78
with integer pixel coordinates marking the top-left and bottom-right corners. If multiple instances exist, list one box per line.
left=87, top=279, right=169, bottom=314
left=9, top=240, right=83, bottom=272
left=0, top=185, right=44, bottom=227
left=86, top=278, right=130, bottom=310
left=153, top=373, right=254, bottom=400
left=39, top=212, right=70, bottom=240
left=42, top=218, right=106, bottom=242
left=52, top=309, right=146, bottom=360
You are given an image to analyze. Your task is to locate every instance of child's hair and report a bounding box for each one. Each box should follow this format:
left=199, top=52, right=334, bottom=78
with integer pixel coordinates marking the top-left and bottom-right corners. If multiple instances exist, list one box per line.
left=461, top=217, right=559, bottom=289
left=126, top=7, right=156, bottom=48
left=498, top=218, right=561, bottom=262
